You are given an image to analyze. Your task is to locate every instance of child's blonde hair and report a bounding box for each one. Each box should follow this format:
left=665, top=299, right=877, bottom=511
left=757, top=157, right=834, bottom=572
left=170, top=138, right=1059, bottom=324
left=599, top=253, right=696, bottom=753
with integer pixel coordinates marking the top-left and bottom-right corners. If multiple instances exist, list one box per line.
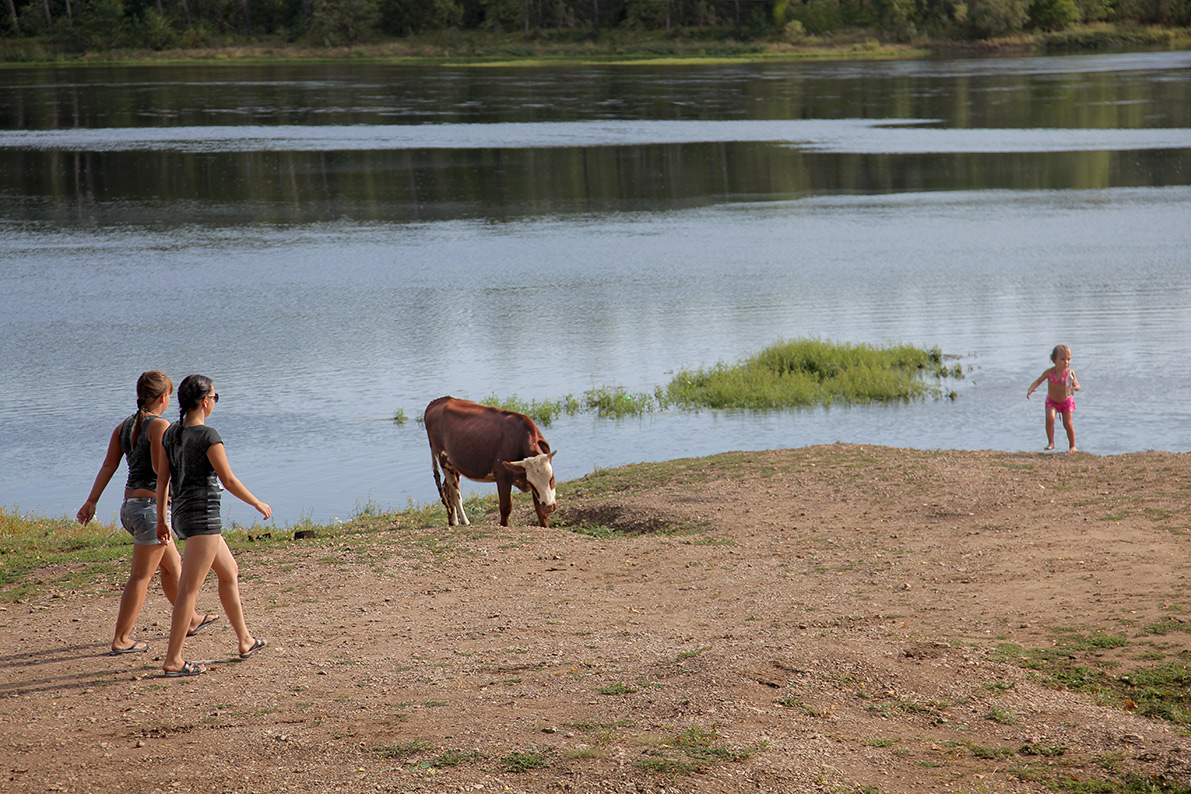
left=1050, top=344, right=1071, bottom=362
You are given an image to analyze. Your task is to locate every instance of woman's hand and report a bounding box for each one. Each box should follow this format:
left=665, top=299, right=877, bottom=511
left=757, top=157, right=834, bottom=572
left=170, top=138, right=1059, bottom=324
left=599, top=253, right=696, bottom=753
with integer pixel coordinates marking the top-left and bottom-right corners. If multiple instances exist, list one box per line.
left=77, top=501, right=97, bottom=525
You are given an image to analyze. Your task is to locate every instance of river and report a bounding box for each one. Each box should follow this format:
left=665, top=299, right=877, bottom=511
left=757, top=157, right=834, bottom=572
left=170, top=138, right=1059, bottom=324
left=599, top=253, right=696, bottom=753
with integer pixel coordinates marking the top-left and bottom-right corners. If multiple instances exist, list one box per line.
left=1, top=51, right=1189, bottom=527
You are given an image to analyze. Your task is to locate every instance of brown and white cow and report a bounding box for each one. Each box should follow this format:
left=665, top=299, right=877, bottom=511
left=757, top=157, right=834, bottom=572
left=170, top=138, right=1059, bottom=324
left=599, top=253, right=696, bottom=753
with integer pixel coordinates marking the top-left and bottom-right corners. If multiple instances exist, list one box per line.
left=423, top=396, right=557, bottom=527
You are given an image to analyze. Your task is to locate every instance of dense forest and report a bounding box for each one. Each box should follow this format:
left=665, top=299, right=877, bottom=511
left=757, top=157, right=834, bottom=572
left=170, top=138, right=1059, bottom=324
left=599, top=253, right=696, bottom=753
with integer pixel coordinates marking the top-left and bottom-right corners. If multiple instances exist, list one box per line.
left=1, top=0, right=1189, bottom=54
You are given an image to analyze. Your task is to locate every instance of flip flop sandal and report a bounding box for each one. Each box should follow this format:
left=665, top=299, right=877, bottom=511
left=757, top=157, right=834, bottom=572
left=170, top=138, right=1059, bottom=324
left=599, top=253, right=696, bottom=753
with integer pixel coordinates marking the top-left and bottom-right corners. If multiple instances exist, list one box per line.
left=108, top=641, right=149, bottom=655
left=239, top=638, right=267, bottom=659
left=187, top=613, right=220, bottom=636
left=164, top=661, right=205, bottom=678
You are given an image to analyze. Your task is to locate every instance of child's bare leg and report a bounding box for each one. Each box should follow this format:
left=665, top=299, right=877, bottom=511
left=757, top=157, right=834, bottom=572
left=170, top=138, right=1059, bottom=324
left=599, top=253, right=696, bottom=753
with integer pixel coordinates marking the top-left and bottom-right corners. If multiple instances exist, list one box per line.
left=1062, top=412, right=1076, bottom=452
left=1044, top=406, right=1057, bottom=450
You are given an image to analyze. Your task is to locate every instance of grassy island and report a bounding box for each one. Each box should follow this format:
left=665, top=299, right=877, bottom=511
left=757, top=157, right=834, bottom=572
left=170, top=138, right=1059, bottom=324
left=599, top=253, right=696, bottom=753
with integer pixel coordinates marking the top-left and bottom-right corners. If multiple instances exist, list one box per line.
left=427, top=338, right=964, bottom=426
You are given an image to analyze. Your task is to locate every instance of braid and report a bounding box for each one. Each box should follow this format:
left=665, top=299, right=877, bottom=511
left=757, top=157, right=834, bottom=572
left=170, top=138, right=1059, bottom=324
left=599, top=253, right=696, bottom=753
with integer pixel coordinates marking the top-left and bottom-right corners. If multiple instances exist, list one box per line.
left=130, top=371, right=173, bottom=447
left=177, top=374, right=213, bottom=423
left=129, top=400, right=147, bottom=447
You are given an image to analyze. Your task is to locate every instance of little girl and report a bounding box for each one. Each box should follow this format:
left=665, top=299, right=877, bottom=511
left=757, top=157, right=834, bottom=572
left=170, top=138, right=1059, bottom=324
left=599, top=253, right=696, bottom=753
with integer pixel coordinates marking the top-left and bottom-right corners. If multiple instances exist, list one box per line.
left=1027, top=344, right=1081, bottom=452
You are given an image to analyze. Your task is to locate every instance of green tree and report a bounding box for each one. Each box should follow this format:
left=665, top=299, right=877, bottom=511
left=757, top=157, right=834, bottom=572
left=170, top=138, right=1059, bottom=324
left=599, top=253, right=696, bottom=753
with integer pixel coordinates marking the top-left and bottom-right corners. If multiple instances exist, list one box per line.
left=132, top=5, right=177, bottom=45
left=309, top=0, right=379, bottom=41
left=875, top=0, right=916, bottom=36
left=788, top=0, right=844, bottom=32
left=4, top=0, right=19, bottom=32
left=380, top=0, right=461, bottom=33
left=967, top=0, right=1027, bottom=35
left=1029, top=0, right=1079, bottom=27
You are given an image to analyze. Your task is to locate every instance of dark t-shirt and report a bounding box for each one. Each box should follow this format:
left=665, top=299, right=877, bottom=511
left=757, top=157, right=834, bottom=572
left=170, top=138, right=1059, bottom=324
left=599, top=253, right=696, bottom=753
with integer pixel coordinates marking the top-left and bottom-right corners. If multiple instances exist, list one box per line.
left=119, top=413, right=161, bottom=491
left=162, top=422, right=223, bottom=532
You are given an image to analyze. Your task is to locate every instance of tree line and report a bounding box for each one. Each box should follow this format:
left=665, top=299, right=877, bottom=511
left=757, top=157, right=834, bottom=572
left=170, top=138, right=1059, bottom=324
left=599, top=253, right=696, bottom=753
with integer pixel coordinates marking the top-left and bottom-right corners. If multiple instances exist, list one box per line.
left=2, top=0, right=1188, bottom=51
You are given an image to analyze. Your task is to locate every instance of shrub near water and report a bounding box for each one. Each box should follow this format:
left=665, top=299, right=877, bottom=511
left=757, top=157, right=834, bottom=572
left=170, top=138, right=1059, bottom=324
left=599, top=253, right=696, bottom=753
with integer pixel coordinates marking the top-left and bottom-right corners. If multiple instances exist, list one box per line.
left=666, top=339, right=959, bottom=410
left=403, top=340, right=962, bottom=425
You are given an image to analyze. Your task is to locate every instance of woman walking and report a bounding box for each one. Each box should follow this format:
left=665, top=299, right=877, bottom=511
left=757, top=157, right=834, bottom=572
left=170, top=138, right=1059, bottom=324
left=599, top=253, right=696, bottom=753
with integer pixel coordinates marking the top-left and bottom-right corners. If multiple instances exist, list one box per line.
left=156, top=374, right=270, bottom=677
left=77, top=370, right=215, bottom=655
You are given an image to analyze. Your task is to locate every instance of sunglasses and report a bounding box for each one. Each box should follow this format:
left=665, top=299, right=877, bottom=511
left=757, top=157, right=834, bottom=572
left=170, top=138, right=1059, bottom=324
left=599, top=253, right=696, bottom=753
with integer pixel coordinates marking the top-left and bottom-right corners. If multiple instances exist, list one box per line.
left=206, top=392, right=220, bottom=403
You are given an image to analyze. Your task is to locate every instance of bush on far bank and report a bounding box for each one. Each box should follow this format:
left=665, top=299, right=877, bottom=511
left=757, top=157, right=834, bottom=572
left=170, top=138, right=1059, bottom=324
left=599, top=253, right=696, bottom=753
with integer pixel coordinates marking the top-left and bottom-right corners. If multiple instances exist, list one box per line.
left=1, top=0, right=1188, bottom=58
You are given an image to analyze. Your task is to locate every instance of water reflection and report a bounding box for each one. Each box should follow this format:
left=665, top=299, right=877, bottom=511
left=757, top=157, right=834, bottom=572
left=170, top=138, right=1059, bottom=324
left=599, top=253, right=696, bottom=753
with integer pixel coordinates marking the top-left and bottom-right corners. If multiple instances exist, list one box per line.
left=3, top=144, right=1187, bottom=226
left=2, top=53, right=1189, bottom=129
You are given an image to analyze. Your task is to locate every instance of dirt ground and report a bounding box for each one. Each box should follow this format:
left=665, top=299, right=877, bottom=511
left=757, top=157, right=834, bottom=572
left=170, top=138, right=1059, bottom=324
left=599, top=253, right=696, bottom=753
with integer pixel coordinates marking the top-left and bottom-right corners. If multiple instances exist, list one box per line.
left=4, top=444, right=1191, bottom=794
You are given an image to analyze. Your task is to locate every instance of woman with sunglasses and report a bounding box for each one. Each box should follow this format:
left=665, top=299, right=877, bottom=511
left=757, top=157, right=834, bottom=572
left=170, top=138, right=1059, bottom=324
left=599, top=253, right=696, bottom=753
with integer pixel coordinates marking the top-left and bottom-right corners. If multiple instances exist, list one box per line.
left=77, top=370, right=216, bottom=655
left=156, top=374, right=270, bottom=677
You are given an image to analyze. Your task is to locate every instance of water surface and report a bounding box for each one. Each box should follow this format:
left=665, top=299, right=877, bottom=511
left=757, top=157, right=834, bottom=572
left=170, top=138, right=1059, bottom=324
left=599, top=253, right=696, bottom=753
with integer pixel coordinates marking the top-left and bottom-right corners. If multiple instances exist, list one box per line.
left=1, top=52, right=1188, bottom=527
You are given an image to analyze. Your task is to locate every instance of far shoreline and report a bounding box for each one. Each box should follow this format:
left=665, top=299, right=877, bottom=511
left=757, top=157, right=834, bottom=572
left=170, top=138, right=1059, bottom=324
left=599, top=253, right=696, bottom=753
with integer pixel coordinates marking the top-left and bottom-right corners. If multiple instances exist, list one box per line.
left=3, top=25, right=1189, bottom=69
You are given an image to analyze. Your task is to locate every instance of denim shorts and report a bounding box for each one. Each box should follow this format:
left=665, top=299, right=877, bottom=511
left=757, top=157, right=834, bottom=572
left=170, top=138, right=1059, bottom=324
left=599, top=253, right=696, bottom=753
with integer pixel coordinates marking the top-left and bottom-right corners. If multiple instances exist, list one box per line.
left=120, top=497, right=168, bottom=545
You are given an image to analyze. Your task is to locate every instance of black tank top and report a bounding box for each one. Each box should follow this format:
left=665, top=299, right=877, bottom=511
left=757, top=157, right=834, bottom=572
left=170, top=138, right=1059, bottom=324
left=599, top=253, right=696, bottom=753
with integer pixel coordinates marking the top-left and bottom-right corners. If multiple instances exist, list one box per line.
left=119, top=413, right=162, bottom=491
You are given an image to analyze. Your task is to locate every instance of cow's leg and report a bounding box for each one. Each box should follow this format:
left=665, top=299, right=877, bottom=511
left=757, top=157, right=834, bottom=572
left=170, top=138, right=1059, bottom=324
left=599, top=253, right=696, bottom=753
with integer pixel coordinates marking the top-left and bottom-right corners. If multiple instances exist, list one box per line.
left=496, top=481, right=513, bottom=527
left=444, top=469, right=470, bottom=526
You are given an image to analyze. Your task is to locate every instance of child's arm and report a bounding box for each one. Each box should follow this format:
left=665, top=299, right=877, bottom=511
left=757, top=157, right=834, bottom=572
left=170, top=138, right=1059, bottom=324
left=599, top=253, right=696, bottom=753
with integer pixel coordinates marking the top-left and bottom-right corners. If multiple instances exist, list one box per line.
left=1026, top=371, right=1049, bottom=399
left=1070, top=371, right=1080, bottom=392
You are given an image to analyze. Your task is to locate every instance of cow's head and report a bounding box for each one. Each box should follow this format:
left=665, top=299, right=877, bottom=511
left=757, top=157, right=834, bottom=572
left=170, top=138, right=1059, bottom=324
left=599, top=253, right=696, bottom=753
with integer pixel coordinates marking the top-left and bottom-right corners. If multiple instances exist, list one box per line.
left=502, top=450, right=557, bottom=523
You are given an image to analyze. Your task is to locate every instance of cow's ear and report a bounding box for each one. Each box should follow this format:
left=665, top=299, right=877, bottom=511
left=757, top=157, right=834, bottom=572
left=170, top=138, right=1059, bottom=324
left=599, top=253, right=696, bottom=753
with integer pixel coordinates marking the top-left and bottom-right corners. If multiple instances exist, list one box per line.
left=501, top=460, right=527, bottom=476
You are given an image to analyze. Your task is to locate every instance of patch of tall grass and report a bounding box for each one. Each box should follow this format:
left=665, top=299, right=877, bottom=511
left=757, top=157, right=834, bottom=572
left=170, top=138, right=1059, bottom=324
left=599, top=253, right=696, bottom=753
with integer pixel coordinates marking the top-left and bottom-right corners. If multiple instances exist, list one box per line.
left=666, top=339, right=961, bottom=410
left=398, top=340, right=961, bottom=425
left=479, top=393, right=582, bottom=426
left=0, top=507, right=130, bottom=601
left=581, top=386, right=660, bottom=418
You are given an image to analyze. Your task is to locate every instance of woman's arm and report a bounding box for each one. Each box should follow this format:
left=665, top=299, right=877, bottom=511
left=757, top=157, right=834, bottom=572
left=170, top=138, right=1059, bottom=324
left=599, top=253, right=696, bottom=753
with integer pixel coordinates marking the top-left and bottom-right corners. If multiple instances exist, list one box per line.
left=77, top=425, right=123, bottom=525
left=152, top=420, right=173, bottom=544
left=148, top=417, right=169, bottom=476
left=207, top=443, right=271, bottom=520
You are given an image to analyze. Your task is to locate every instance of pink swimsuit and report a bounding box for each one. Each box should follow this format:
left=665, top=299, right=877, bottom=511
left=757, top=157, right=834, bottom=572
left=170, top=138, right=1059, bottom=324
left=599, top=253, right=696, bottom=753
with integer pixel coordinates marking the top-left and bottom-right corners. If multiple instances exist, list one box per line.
left=1045, top=369, right=1074, bottom=414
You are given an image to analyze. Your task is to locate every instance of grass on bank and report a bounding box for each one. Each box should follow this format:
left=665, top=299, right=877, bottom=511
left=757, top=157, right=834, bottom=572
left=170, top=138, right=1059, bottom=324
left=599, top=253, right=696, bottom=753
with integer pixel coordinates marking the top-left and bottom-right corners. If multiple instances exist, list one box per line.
left=1, top=25, right=1187, bottom=67
left=402, top=339, right=964, bottom=427
left=0, top=495, right=480, bottom=603
left=0, top=451, right=724, bottom=603
left=0, top=28, right=926, bottom=67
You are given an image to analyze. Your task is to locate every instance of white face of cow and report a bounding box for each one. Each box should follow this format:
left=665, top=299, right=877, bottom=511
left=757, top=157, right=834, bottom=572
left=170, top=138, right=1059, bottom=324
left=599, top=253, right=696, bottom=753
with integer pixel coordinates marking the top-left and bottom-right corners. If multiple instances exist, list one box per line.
left=517, top=451, right=557, bottom=509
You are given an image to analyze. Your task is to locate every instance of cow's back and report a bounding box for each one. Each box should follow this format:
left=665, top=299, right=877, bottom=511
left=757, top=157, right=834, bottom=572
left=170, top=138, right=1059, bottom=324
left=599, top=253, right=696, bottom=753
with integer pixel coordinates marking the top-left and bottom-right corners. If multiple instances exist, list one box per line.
left=425, top=397, right=540, bottom=479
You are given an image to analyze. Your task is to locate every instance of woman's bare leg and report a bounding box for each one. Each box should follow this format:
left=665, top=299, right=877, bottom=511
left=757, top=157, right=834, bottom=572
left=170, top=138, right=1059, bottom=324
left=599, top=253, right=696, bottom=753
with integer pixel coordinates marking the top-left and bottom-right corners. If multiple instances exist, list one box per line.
left=111, top=543, right=166, bottom=652
left=163, top=534, right=220, bottom=674
left=158, top=542, right=209, bottom=633
left=210, top=537, right=258, bottom=655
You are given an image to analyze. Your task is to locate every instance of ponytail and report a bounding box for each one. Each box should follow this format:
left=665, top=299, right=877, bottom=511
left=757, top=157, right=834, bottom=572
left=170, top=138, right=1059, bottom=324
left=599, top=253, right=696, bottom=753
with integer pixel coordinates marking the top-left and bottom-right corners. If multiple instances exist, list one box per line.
left=130, top=370, right=174, bottom=446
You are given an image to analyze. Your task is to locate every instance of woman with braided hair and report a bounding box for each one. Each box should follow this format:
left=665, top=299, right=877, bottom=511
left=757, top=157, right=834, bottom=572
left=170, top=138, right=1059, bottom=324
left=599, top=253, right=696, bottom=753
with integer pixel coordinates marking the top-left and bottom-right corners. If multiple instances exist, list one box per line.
left=156, top=374, right=270, bottom=677
left=77, top=371, right=216, bottom=655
